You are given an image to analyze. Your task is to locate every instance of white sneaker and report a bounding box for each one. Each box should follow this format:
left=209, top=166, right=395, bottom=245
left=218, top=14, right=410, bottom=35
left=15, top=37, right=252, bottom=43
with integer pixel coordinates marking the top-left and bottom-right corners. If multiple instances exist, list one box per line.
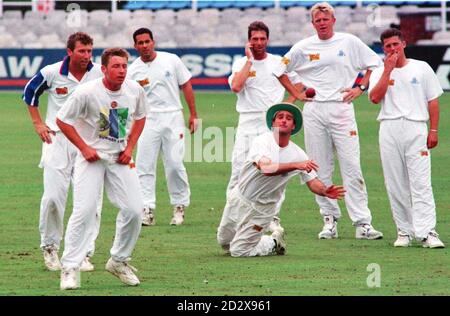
left=60, top=267, right=80, bottom=290
left=318, top=215, right=338, bottom=239
left=268, top=216, right=283, bottom=233
left=422, top=231, right=445, bottom=249
left=356, top=224, right=383, bottom=240
left=170, top=205, right=185, bottom=226
left=80, top=256, right=95, bottom=272
left=142, top=207, right=155, bottom=226
left=105, top=258, right=140, bottom=286
left=394, top=232, right=411, bottom=247
left=271, top=228, right=286, bottom=255
left=43, top=245, right=61, bottom=271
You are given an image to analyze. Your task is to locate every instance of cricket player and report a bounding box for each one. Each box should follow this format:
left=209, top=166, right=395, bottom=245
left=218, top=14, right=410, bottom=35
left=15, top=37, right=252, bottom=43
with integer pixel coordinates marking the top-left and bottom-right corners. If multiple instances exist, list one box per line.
left=217, top=103, right=345, bottom=257
left=226, top=21, right=304, bottom=233
left=369, top=28, right=445, bottom=248
left=22, top=32, right=103, bottom=272
left=57, top=48, right=147, bottom=290
left=127, top=27, right=198, bottom=226
left=273, top=2, right=383, bottom=240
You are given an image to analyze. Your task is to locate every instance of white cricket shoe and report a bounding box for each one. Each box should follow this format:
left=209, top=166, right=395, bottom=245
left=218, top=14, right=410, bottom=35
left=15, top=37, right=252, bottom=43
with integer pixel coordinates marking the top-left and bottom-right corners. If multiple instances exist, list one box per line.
left=356, top=224, right=383, bottom=240
left=80, top=256, right=95, bottom=272
left=394, top=231, right=411, bottom=247
left=318, top=215, right=338, bottom=239
left=43, top=245, right=61, bottom=271
left=268, top=216, right=283, bottom=233
left=422, top=231, right=445, bottom=249
left=142, top=207, right=155, bottom=226
left=271, top=227, right=286, bottom=255
left=60, top=267, right=80, bottom=290
left=105, top=258, right=140, bottom=286
left=170, top=205, right=185, bottom=226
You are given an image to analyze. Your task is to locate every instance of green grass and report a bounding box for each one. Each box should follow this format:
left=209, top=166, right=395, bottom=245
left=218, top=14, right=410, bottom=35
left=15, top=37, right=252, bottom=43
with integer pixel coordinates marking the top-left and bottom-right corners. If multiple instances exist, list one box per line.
left=0, top=91, right=448, bottom=296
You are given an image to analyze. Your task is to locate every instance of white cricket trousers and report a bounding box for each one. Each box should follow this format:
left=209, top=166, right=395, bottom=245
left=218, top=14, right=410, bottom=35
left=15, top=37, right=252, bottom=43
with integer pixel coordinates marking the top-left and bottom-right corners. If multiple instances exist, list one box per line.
left=226, top=112, right=268, bottom=195
left=217, top=188, right=277, bottom=257
left=379, top=119, right=436, bottom=240
left=60, top=155, right=143, bottom=269
left=303, top=101, right=372, bottom=225
left=39, top=132, right=101, bottom=256
left=136, top=111, right=190, bottom=210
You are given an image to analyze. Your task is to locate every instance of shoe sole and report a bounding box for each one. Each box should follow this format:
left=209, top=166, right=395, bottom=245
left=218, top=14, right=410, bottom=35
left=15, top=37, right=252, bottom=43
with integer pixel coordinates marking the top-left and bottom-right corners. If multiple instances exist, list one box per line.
left=106, top=267, right=140, bottom=286
left=423, top=245, right=445, bottom=249
left=356, top=235, right=383, bottom=240
left=60, top=285, right=79, bottom=290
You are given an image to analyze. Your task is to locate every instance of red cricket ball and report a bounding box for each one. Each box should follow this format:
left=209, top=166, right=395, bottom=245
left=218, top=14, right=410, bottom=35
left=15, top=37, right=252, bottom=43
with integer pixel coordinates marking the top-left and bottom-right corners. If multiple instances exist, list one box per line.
left=305, top=87, right=316, bottom=98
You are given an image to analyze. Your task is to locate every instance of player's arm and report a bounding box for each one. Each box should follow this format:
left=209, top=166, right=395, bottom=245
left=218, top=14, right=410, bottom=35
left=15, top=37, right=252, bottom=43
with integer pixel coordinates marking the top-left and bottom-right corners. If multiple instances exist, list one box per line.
left=369, top=52, right=398, bottom=104
left=342, top=69, right=373, bottom=103
left=180, top=79, right=198, bottom=134
left=277, top=74, right=311, bottom=102
left=306, top=178, right=345, bottom=200
left=230, top=43, right=254, bottom=93
left=427, top=98, right=439, bottom=149
left=256, top=157, right=318, bottom=176
left=117, top=117, right=146, bottom=165
left=56, top=118, right=100, bottom=163
left=23, top=71, right=53, bottom=143
left=285, top=83, right=305, bottom=103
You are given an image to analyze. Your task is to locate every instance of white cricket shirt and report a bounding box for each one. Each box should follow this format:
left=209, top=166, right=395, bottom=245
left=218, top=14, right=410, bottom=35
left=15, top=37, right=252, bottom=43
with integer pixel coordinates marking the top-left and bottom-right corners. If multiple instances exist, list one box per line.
left=238, top=132, right=317, bottom=204
left=369, top=59, right=443, bottom=122
left=23, top=56, right=103, bottom=131
left=57, top=78, right=147, bottom=156
left=127, top=51, right=191, bottom=114
left=273, top=32, right=382, bottom=102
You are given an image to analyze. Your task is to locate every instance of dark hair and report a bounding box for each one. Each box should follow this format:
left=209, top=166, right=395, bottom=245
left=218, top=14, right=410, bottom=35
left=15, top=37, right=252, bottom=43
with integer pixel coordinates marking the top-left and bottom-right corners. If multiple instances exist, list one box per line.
left=380, top=28, right=404, bottom=44
left=66, top=32, right=93, bottom=50
left=133, top=28, right=154, bottom=43
left=101, top=48, right=129, bottom=66
left=248, top=21, right=269, bottom=40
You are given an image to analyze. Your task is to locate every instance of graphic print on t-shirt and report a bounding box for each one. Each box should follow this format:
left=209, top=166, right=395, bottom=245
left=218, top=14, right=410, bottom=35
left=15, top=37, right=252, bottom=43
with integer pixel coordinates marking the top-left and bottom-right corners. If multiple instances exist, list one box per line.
left=99, top=107, right=129, bottom=143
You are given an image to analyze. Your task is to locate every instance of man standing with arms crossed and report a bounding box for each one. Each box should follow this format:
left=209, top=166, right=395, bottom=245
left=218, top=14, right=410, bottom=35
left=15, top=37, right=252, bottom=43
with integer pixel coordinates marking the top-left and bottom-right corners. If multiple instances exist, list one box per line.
left=225, top=21, right=304, bottom=234
left=273, top=2, right=383, bottom=240
left=369, top=28, right=445, bottom=248
left=22, top=32, right=103, bottom=271
left=128, top=28, right=198, bottom=226
left=57, top=48, right=147, bottom=290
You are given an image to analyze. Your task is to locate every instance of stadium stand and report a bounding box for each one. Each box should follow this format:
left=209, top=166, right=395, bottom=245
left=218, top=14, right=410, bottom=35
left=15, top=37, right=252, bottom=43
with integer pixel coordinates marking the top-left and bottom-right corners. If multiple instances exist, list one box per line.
left=0, top=1, right=446, bottom=48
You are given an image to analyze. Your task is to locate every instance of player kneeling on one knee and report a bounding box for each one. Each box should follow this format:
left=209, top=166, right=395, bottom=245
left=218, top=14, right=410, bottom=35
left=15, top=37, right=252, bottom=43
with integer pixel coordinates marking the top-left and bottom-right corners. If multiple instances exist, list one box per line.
left=217, top=103, right=345, bottom=257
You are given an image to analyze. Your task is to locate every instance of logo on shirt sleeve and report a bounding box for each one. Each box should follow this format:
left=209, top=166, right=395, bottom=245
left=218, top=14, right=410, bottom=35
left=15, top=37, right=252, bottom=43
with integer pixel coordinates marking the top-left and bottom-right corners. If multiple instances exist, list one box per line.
left=309, top=53, right=320, bottom=61
left=388, top=79, right=395, bottom=86
left=55, top=87, right=68, bottom=95
left=281, top=57, right=290, bottom=65
left=137, top=78, right=150, bottom=87
left=248, top=70, right=256, bottom=77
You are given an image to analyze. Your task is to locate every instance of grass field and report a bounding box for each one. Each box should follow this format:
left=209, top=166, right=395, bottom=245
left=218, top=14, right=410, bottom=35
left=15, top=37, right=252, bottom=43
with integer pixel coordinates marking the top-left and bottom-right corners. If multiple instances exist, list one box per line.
left=0, top=91, right=448, bottom=296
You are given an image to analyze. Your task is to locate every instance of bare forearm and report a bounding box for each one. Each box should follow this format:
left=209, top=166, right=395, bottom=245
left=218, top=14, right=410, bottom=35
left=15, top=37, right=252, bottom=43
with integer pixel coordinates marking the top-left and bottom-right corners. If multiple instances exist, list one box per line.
left=306, top=178, right=328, bottom=196
left=56, top=118, right=89, bottom=151
left=259, top=162, right=301, bottom=176
left=278, top=74, right=302, bottom=100
left=181, top=81, right=197, bottom=116
left=369, top=69, right=391, bottom=104
left=27, top=106, right=44, bottom=125
left=231, top=60, right=252, bottom=93
left=428, top=99, right=439, bottom=131
left=285, top=83, right=304, bottom=103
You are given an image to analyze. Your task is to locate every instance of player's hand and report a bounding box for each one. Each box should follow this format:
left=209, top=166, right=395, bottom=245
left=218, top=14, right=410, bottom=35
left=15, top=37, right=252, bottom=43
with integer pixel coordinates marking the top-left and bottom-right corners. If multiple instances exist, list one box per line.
left=341, top=87, right=363, bottom=103
left=34, top=122, right=55, bottom=144
left=297, top=160, right=319, bottom=173
left=189, top=115, right=199, bottom=134
left=427, top=130, right=438, bottom=149
left=245, top=42, right=254, bottom=61
left=81, top=146, right=100, bottom=163
left=297, top=90, right=313, bottom=103
left=117, top=148, right=133, bottom=165
left=384, top=51, right=398, bottom=73
left=324, top=185, right=346, bottom=200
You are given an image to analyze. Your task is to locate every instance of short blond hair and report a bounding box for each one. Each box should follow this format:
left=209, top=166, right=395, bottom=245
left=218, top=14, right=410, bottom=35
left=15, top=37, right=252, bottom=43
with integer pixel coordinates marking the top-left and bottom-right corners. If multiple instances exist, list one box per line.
left=310, top=2, right=335, bottom=20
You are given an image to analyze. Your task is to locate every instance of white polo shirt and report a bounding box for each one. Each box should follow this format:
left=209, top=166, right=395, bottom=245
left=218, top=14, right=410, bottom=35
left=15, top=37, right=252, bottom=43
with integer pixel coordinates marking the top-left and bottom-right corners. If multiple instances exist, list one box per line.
left=22, top=56, right=103, bottom=131
left=57, top=78, right=147, bottom=156
left=273, top=32, right=382, bottom=102
left=229, top=54, right=300, bottom=113
left=238, top=132, right=317, bottom=204
left=368, top=59, right=443, bottom=122
left=127, top=51, right=191, bottom=114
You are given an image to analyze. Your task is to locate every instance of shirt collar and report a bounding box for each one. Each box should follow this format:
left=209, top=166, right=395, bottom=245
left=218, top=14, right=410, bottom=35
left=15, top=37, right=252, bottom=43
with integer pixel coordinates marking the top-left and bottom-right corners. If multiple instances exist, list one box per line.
left=59, top=56, right=94, bottom=76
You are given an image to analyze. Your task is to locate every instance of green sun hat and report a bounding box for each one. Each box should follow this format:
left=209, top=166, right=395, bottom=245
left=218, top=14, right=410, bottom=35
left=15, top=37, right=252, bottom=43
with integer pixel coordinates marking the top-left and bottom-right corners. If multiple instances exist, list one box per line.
left=266, top=102, right=303, bottom=135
